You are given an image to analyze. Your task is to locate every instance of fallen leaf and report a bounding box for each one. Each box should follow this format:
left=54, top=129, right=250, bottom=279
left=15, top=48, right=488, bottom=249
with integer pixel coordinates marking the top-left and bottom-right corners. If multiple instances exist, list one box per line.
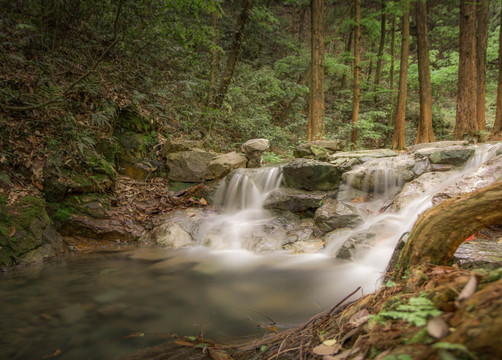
left=200, top=197, right=208, bottom=205
left=351, top=196, right=366, bottom=204
left=464, top=234, right=475, bottom=242
left=174, top=340, right=195, bottom=347
left=348, top=309, right=369, bottom=327
left=457, top=276, right=478, bottom=302
left=8, top=227, right=16, bottom=237
left=43, top=348, right=61, bottom=358
left=313, top=343, right=341, bottom=356
left=124, top=332, right=145, bottom=338
left=323, top=339, right=337, bottom=346
left=427, top=317, right=449, bottom=339
left=208, top=348, right=234, bottom=360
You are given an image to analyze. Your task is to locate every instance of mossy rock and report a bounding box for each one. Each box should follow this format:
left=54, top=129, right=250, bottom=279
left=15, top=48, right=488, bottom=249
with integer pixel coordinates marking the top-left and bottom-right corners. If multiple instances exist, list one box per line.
left=117, top=107, right=152, bottom=133
left=115, top=131, right=157, bottom=170
left=0, top=196, right=65, bottom=268
left=49, top=193, right=110, bottom=223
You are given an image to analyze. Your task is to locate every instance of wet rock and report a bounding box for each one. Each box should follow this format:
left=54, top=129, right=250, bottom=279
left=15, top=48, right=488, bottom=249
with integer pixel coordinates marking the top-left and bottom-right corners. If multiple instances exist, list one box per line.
left=165, top=149, right=215, bottom=182
left=314, top=199, right=363, bottom=232
left=160, top=138, right=204, bottom=157
left=294, top=140, right=346, bottom=158
left=282, top=158, right=342, bottom=191
left=392, top=171, right=453, bottom=212
left=454, top=239, right=502, bottom=269
left=263, top=188, right=327, bottom=212
left=241, top=138, right=270, bottom=168
left=336, top=231, right=376, bottom=260
left=150, top=223, right=194, bottom=248
left=283, top=239, right=325, bottom=253
left=408, top=140, right=469, bottom=152
left=58, top=214, right=143, bottom=242
left=329, top=149, right=398, bottom=163
left=204, top=152, right=247, bottom=180
left=429, top=147, right=475, bottom=166
left=433, top=153, right=502, bottom=205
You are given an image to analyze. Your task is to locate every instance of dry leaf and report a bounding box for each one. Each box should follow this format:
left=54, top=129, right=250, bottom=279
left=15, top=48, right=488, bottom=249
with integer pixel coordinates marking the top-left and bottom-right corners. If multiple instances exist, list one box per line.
left=427, top=317, right=449, bottom=339
left=457, top=276, right=478, bottom=302
left=43, top=348, right=61, bottom=358
left=174, top=339, right=196, bottom=347
left=8, top=227, right=16, bottom=237
left=208, top=348, right=234, bottom=360
left=323, top=339, right=337, bottom=346
left=348, top=309, right=370, bottom=327
left=124, top=332, right=145, bottom=338
left=313, top=343, right=341, bottom=356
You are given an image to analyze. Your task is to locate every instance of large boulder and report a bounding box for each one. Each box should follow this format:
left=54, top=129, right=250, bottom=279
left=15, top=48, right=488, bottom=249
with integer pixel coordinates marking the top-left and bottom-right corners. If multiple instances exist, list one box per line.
left=282, top=158, right=342, bottom=191
left=314, top=199, right=363, bottom=232
left=160, top=138, right=204, bottom=157
left=150, top=223, right=194, bottom=248
left=263, top=188, right=328, bottom=212
left=432, top=153, right=502, bottom=205
left=241, top=138, right=270, bottom=168
left=204, top=152, right=247, bottom=180
left=408, top=140, right=469, bottom=152
left=336, top=231, right=376, bottom=260
left=166, top=149, right=215, bottom=182
left=428, top=146, right=475, bottom=166
left=328, top=149, right=398, bottom=163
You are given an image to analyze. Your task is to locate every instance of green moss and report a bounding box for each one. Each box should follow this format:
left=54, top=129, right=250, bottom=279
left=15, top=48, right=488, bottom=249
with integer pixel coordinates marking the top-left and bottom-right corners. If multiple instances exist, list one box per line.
left=53, top=206, right=75, bottom=222
left=87, top=153, right=115, bottom=179
left=18, top=196, right=49, bottom=229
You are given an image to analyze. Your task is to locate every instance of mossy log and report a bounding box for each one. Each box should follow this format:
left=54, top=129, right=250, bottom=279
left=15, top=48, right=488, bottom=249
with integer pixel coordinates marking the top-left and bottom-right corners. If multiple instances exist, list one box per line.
left=395, top=181, right=502, bottom=279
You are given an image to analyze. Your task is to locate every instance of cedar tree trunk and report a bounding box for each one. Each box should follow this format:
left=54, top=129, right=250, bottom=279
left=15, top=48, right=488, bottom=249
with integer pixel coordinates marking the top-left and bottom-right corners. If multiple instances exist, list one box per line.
left=415, top=0, right=435, bottom=144
left=373, top=2, right=386, bottom=103
left=390, top=7, right=410, bottom=151
left=476, top=0, right=490, bottom=131
left=492, top=8, right=502, bottom=139
left=308, top=0, right=325, bottom=141
left=454, top=0, right=478, bottom=138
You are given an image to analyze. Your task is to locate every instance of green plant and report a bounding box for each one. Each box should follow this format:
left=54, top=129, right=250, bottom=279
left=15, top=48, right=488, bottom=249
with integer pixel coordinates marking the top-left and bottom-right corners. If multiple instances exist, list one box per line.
left=371, top=295, right=441, bottom=327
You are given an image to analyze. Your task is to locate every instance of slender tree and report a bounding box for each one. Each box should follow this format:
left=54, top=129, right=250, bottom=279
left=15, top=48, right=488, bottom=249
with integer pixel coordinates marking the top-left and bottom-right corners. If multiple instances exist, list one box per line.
left=414, top=0, right=435, bottom=144
left=387, top=14, right=397, bottom=144
left=351, top=0, right=361, bottom=146
left=390, top=5, right=410, bottom=151
left=207, top=2, right=220, bottom=107
left=211, top=0, right=252, bottom=109
left=476, top=0, right=490, bottom=131
left=454, top=0, right=478, bottom=138
left=308, top=0, right=325, bottom=141
left=492, top=8, right=502, bottom=139
left=373, top=1, right=386, bottom=103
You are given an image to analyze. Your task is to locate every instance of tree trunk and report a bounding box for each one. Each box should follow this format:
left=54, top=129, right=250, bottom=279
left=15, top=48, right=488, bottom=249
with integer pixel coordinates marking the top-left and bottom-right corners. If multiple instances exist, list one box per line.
left=373, top=2, right=386, bottom=103
left=308, top=0, right=325, bottom=141
left=476, top=0, right=490, bottom=131
left=386, top=14, right=397, bottom=145
left=395, top=181, right=502, bottom=279
left=350, top=0, right=361, bottom=146
left=390, top=7, right=410, bottom=151
left=414, top=0, right=435, bottom=144
left=207, top=6, right=220, bottom=107
left=211, top=0, right=252, bottom=109
left=340, top=6, right=354, bottom=91
left=454, top=0, right=478, bottom=139
left=492, top=9, right=502, bottom=139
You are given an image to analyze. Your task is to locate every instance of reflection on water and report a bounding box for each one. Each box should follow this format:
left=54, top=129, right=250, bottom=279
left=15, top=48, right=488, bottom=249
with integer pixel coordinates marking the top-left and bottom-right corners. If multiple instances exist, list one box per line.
left=0, top=247, right=382, bottom=360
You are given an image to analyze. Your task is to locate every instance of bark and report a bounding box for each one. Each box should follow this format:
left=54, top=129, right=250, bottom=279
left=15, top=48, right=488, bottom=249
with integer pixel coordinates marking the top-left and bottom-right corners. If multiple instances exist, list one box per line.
left=386, top=14, right=397, bottom=144
left=373, top=2, right=386, bottom=103
left=350, top=0, right=361, bottom=146
left=390, top=7, right=410, bottom=151
left=395, top=181, right=502, bottom=279
left=492, top=9, right=502, bottom=139
left=211, top=0, right=252, bottom=109
left=476, top=0, right=490, bottom=131
left=308, top=0, right=325, bottom=141
left=454, top=0, right=478, bottom=139
left=414, top=0, right=435, bottom=144
left=207, top=7, right=220, bottom=107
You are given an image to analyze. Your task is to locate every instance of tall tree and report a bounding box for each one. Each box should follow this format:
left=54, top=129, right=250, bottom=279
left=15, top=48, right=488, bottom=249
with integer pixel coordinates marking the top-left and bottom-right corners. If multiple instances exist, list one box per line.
left=414, top=0, right=435, bottom=144
left=387, top=14, right=397, bottom=143
left=308, top=0, right=325, bottom=141
left=492, top=8, right=502, bottom=139
left=373, top=1, right=386, bottom=103
left=390, top=5, right=410, bottom=151
left=454, top=0, right=478, bottom=139
left=207, top=2, right=220, bottom=107
left=211, top=0, right=252, bottom=109
left=350, top=0, right=361, bottom=146
left=476, top=0, right=490, bottom=131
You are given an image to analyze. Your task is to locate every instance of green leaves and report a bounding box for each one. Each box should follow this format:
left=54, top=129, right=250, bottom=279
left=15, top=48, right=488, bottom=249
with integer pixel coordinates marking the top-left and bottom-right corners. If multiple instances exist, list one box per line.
left=375, top=295, right=442, bottom=327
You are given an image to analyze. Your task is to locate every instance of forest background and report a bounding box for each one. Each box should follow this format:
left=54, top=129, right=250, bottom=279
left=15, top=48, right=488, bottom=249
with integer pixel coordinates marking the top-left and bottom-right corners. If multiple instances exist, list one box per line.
left=0, top=0, right=501, bottom=176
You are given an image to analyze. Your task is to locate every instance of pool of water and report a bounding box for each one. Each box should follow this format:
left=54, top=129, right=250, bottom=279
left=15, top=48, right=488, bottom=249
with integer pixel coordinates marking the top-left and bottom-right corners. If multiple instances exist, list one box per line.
left=0, top=247, right=382, bottom=360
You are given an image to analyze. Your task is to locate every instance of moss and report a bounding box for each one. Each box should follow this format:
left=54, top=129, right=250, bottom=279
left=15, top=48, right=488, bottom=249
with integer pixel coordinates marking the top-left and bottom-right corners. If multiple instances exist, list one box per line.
left=87, top=153, right=115, bottom=180
left=117, top=108, right=152, bottom=133
left=18, top=196, right=49, bottom=229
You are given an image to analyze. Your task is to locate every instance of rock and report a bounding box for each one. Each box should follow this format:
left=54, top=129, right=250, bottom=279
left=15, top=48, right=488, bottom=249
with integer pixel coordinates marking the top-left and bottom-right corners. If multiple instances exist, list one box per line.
left=329, top=149, right=398, bottom=163
left=150, top=223, right=194, bottom=248
left=117, top=107, right=152, bottom=133
left=58, top=214, right=143, bottom=242
left=429, top=147, right=475, bottom=166
left=454, top=239, right=502, bottom=269
left=241, top=138, right=270, bottom=168
left=294, top=140, right=346, bottom=158
left=165, top=149, right=215, bottom=182
left=314, top=199, right=363, bottom=232
left=282, top=158, right=342, bottom=191
left=342, top=155, right=416, bottom=194
left=283, top=239, right=325, bottom=253
left=160, top=138, right=204, bottom=157
left=432, top=153, right=502, bottom=205
left=263, top=188, right=327, bottom=212
left=336, top=231, right=376, bottom=260
left=122, top=162, right=155, bottom=181
left=115, top=131, right=156, bottom=171
left=392, top=171, right=453, bottom=212
left=408, top=140, right=469, bottom=152
left=204, top=152, right=247, bottom=180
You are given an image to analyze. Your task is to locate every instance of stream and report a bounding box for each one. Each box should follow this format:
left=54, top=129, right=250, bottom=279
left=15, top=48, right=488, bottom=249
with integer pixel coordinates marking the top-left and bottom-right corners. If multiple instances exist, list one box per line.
left=0, top=144, right=499, bottom=360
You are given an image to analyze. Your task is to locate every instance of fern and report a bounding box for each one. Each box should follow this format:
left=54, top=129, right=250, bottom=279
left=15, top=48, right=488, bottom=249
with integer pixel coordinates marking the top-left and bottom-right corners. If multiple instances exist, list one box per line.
left=376, top=295, right=442, bottom=327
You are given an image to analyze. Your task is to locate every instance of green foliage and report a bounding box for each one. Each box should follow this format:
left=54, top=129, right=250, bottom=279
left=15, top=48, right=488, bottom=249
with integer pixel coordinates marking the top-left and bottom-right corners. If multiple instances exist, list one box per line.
left=372, top=295, right=442, bottom=327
